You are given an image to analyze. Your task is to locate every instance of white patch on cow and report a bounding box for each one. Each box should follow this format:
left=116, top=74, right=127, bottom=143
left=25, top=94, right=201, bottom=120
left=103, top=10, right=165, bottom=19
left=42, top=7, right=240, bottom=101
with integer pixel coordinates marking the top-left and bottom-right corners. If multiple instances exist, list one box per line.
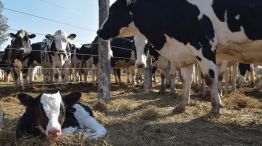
left=158, top=34, right=196, bottom=68
left=126, top=0, right=132, bottom=6
left=134, top=35, right=147, bottom=67
left=40, top=92, right=62, bottom=135
left=119, top=22, right=140, bottom=37
left=54, top=30, right=68, bottom=53
left=18, top=31, right=25, bottom=38
left=72, top=104, right=107, bottom=139
left=62, top=127, right=78, bottom=135
left=235, top=14, right=240, bottom=20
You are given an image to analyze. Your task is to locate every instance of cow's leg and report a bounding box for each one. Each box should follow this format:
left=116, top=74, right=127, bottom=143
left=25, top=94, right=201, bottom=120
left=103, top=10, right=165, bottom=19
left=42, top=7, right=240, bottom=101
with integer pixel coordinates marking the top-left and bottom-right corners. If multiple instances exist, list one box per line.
left=134, top=68, right=139, bottom=85
left=53, top=68, right=59, bottom=84
left=232, top=63, right=239, bottom=91
left=159, top=72, right=166, bottom=94
left=22, top=68, right=29, bottom=89
left=62, top=127, right=78, bottom=135
left=169, top=62, right=177, bottom=95
left=195, top=51, right=222, bottom=114
left=199, top=77, right=206, bottom=97
left=174, top=65, right=193, bottom=112
left=250, top=64, right=256, bottom=87
left=217, top=61, right=228, bottom=96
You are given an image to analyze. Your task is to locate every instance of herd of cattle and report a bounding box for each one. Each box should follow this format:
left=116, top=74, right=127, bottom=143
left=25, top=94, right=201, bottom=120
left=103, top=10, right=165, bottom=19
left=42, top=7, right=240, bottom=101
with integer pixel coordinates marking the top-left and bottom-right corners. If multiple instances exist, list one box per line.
left=0, top=0, right=262, bottom=141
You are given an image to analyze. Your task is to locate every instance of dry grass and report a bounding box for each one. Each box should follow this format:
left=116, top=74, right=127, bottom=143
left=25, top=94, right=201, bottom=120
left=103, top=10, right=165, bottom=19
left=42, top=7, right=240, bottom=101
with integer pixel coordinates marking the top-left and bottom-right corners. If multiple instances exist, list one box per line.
left=0, top=81, right=261, bottom=146
left=223, top=91, right=262, bottom=109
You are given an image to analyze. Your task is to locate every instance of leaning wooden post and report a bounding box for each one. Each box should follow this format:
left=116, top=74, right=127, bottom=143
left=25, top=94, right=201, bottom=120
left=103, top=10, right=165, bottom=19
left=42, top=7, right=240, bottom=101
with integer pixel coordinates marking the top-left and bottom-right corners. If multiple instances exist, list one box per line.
left=143, top=52, right=152, bottom=92
left=98, top=0, right=111, bottom=104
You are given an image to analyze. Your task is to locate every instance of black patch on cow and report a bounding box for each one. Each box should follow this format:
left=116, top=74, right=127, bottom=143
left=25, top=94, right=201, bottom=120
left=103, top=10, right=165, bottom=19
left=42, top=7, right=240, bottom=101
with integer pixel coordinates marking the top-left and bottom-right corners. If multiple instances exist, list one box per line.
left=218, top=74, right=223, bottom=81
left=204, top=75, right=213, bottom=86
left=196, top=56, right=202, bottom=61
left=54, top=74, right=59, bottom=79
left=212, top=0, right=262, bottom=40
left=238, top=63, right=251, bottom=76
left=199, top=15, right=215, bottom=41
left=86, top=36, right=134, bottom=67
left=209, top=69, right=215, bottom=79
left=202, top=45, right=216, bottom=64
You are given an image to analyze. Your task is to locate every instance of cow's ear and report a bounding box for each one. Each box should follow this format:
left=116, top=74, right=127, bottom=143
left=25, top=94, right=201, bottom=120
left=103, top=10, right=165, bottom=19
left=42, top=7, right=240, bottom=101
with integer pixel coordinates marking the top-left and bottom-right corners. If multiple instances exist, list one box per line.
left=63, top=92, right=81, bottom=107
left=45, top=34, right=55, bottom=40
left=17, top=93, right=35, bottom=106
left=28, top=34, right=36, bottom=39
left=67, top=34, right=76, bottom=40
left=9, top=33, right=15, bottom=38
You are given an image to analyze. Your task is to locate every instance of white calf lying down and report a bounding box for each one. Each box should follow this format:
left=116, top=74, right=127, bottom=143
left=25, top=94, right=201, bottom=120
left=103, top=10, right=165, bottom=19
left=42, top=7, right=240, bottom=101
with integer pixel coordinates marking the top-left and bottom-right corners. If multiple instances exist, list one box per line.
left=16, top=91, right=106, bottom=140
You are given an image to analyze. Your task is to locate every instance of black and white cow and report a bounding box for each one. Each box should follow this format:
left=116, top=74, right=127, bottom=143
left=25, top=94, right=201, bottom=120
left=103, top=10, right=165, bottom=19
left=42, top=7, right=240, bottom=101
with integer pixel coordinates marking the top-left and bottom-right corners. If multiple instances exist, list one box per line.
left=97, top=0, right=262, bottom=114
left=79, top=36, right=136, bottom=84
left=16, top=91, right=107, bottom=140
left=5, top=30, right=36, bottom=89
left=143, top=43, right=174, bottom=94
left=26, top=30, right=76, bottom=85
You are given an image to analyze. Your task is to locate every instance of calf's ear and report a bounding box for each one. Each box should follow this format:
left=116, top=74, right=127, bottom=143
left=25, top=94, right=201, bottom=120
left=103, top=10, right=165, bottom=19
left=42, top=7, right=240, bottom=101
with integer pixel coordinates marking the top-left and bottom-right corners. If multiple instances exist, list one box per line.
left=63, top=92, right=81, bottom=107
left=17, top=93, right=35, bottom=106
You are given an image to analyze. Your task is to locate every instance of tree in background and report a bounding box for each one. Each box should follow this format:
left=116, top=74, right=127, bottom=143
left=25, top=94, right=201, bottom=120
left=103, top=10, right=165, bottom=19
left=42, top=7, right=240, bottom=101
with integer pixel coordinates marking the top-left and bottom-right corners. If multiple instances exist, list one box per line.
left=0, top=1, right=8, bottom=46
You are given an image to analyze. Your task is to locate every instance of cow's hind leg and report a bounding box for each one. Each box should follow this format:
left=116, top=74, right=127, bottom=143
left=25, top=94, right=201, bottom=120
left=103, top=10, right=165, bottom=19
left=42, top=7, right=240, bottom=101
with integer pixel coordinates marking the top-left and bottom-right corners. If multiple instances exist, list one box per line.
left=174, top=65, right=193, bottom=113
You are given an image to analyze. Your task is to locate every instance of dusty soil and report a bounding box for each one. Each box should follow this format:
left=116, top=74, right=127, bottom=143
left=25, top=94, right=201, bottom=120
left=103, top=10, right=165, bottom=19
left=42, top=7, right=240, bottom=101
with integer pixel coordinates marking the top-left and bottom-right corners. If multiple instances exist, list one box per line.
left=0, top=80, right=261, bottom=146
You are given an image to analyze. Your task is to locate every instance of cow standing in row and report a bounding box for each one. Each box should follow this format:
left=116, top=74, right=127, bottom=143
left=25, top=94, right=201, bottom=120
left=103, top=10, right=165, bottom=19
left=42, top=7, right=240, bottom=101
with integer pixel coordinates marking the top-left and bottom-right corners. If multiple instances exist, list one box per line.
left=3, top=30, right=36, bottom=89
left=97, top=0, right=262, bottom=114
left=79, top=37, right=136, bottom=85
left=26, top=30, right=76, bottom=86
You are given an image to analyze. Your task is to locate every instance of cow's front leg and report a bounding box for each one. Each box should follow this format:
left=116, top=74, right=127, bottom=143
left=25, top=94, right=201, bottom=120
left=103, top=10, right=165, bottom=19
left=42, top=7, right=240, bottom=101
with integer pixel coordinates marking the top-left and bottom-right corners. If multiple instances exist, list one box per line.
left=174, top=65, right=193, bottom=112
left=53, top=68, right=59, bottom=84
left=22, top=68, right=29, bottom=89
left=193, top=47, right=222, bottom=114
left=169, top=62, right=177, bottom=95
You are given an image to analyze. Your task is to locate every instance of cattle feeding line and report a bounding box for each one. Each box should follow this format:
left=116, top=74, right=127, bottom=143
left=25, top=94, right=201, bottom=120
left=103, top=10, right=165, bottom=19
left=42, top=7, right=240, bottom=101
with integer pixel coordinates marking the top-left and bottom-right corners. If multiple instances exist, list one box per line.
left=8, top=28, right=89, bottom=44
left=0, top=48, right=135, bottom=60
left=3, top=7, right=96, bottom=32
left=7, top=29, right=133, bottom=51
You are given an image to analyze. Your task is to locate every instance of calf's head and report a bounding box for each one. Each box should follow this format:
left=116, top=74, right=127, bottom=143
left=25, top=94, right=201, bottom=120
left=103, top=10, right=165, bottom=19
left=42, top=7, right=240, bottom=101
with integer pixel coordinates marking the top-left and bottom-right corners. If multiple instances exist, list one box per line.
left=17, top=91, right=81, bottom=138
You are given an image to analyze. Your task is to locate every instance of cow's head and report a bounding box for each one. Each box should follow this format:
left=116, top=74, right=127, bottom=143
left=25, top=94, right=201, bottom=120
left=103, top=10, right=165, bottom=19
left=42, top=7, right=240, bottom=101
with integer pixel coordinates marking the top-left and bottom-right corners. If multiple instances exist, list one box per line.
left=17, top=91, right=81, bottom=138
left=45, top=30, right=76, bottom=54
left=134, top=35, right=148, bottom=68
left=9, top=30, right=36, bottom=53
left=97, top=0, right=137, bottom=40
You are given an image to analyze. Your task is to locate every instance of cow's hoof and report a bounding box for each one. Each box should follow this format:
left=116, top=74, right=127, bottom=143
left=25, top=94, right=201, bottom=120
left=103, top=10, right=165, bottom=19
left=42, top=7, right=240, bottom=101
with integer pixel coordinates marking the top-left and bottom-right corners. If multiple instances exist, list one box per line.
left=158, top=90, right=165, bottom=94
left=170, top=92, right=177, bottom=98
left=173, top=106, right=185, bottom=114
left=210, top=105, right=222, bottom=115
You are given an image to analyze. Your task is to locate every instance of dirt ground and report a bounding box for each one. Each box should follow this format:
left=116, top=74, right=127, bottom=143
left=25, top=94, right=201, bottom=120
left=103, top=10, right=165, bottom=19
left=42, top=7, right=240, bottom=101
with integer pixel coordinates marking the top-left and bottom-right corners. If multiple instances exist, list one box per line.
left=0, top=80, right=261, bottom=146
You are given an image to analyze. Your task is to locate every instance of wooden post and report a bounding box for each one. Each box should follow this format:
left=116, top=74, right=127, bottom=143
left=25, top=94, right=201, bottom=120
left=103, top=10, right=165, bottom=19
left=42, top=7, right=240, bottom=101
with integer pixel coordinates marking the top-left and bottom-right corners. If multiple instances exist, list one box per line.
left=98, top=0, right=111, bottom=103
left=143, top=52, right=152, bottom=92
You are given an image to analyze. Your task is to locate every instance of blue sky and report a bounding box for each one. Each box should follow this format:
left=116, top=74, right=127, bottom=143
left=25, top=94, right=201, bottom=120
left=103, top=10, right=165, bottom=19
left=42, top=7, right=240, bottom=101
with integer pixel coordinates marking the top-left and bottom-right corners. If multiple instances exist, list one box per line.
left=1, top=0, right=115, bottom=50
